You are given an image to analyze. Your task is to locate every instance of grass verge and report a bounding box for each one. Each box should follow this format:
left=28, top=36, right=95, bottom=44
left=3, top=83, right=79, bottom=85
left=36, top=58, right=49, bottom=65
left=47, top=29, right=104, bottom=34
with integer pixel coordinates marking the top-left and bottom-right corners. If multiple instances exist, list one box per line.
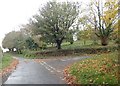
left=65, top=51, right=119, bottom=84
left=0, top=54, right=13, bottom=71
left=0, top=54, right=19, bottom=78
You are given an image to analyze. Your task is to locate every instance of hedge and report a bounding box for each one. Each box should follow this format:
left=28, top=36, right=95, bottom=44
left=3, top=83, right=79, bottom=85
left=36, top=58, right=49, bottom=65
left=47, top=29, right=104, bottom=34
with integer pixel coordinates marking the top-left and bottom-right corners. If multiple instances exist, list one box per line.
left=34, top=45, right=118, bottom=57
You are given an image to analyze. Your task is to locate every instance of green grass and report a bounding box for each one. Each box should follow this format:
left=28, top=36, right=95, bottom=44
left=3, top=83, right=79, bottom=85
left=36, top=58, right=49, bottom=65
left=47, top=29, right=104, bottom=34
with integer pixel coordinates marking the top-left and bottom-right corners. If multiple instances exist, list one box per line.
left=69, top=51, right=119, bottom=84
left=47, top=40, right=95, bottom=49
left=62, top=40, right=93, bottom=49
left=0, top=54, right=13, bottom=71
left=62, top=40, right=116, bottom=49
left=47, top=40, right=116, bottom=50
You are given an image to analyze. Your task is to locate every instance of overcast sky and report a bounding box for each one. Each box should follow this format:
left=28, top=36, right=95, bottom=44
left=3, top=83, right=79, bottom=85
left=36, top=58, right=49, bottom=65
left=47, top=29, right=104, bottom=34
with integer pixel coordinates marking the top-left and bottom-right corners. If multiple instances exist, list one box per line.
left=0, top=0, right=90, bottom=48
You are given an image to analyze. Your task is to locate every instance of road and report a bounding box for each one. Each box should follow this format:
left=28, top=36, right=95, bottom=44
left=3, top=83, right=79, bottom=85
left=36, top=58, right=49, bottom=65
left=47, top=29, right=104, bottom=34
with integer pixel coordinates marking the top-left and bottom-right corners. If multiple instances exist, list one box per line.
left=4, top=56, right=90, bottom=84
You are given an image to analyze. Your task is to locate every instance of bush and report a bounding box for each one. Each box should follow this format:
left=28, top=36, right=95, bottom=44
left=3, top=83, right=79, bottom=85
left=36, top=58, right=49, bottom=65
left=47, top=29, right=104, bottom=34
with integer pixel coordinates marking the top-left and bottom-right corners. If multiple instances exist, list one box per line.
left=21, top=50, right=35, bottom=58
left=41, top=42, right=47, bottom=49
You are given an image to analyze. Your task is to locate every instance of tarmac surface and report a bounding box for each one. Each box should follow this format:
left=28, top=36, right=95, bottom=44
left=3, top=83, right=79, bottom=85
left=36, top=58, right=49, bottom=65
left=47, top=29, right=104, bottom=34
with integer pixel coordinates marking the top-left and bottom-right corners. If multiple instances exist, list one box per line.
left=4, top=56, right=90, bottom=84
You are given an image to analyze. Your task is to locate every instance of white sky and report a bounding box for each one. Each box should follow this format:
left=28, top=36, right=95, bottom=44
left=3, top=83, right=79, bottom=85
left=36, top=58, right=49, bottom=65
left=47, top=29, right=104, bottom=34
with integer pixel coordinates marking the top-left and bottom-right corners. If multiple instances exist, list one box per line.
left=0, top=0, right=90, bottom=48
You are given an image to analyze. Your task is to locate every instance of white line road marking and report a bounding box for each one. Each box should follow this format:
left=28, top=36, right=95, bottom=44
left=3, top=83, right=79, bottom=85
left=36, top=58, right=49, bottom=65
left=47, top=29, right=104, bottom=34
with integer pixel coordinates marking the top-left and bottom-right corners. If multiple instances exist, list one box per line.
left=41, top=62, right=54, bottom=72
left=43, top=62, right=56, bottom=70
left=41, top=61, right=62, bottom=73
left=62, top=78, right=65, bottom=80
left=60, top=77, right=65, bottom=80
left=45, top=66, right=50, bottom=71
left=40, top=63, right=44, bottom=65
left=57, top=70, right=61, bottom=73
left=60, top=58, right=71, bottom=61
left=60, top=59, right=66, bottom=61
left=41, top=61, right=65, bottom=81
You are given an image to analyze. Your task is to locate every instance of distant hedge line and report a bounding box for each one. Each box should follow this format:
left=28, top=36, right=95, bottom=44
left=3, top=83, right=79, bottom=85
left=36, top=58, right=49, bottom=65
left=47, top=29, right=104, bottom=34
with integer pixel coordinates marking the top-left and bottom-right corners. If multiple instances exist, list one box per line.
left=33, top=45, right=118, bottom=57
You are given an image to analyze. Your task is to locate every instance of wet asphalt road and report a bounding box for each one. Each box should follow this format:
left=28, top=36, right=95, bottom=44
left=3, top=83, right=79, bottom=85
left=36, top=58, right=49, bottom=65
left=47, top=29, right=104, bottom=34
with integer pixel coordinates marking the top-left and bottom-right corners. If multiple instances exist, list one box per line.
left=4, top=56, right=90, bottom=84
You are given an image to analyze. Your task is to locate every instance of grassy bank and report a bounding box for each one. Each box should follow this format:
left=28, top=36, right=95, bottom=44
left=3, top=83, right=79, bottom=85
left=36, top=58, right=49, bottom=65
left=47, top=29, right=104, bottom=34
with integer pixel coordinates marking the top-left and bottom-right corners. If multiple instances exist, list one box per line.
left=68, top=51, right=119, bottom=84
left=0, top=54, right=13, bottom=71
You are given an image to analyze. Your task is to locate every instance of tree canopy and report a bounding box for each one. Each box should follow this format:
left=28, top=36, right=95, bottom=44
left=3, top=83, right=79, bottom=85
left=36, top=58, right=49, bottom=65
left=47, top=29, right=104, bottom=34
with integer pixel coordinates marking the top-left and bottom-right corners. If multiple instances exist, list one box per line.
left=79, top=0, right=118, bottom=46
left=2, top=31, right=28, bottom=53
left=2, top=0, right=118, bottom=52
left=27, top=1, right=80, bottom=49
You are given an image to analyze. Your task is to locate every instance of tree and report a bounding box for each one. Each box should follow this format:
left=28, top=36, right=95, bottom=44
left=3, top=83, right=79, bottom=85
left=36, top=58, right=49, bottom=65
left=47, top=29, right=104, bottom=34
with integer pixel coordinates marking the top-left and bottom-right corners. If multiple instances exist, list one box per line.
left=77, top=29, right=94, bottom=45
left=110, top=19, right=120, bottom=44
left=30, top=1, right=79, bottom=49
left=66, top=30, right=75, bottom=44
left=2, top=31, right=28, bottom=53
left=21, top=24, right=47, bottom=49
left=2, top=31, right=17, bottom=51
left=32, top=35, right=47, bottom=49
left=89, top=0, right=118, bottom=46
left=14, top=31, right=28, bottom=54
left=78, top=4, right=99, bottom=45
left=78, top=15, right=97, bottom=45
left=25, top=37, right=39, bottom=50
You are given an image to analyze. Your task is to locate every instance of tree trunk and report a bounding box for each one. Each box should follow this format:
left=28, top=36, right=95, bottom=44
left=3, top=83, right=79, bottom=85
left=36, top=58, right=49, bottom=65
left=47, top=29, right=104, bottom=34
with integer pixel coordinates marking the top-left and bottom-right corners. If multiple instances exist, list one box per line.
left=100, top=37, right=108, bottom=46
left=56, top=41, right=61, bottom=49
left=17, top=48, right=22, bottom=54
left=70, top=41, right=73, bottom=44
left=56, top=40, right=62, bottom=49
left=8, top=48, right=13, bottom=52
left=11, top=48, right=14, bottom=52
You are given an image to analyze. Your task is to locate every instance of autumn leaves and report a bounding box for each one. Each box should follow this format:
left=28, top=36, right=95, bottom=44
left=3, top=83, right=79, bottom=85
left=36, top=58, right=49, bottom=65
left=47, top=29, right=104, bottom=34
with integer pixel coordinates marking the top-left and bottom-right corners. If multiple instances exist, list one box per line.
left=64, top=52, right=119, bottom=84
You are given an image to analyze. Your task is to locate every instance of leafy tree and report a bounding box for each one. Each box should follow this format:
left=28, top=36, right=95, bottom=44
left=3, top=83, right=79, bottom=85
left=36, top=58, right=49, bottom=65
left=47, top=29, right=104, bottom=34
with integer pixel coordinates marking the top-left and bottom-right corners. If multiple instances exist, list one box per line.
left=2, top=31, right=28, bottom=53
left=32, top=35, right=47, bottom=49
left=78, top=5, right=99, bottom=45
left=2, top=31, right=17, bottom=51
left=66, top=30, right=75, bottom=44
left=14, top=31, right=28, bottom=54
left=77, top=29, right=93, bottom=45
left=30, top=1, right=79, bottom=49
left=110, top=18, right=119, bottom=44
left=25, top=37, right=39, bottom=50
left=89, top=0, right=118, bottom=46
left=67, top=34, right=74, bottom=44
left=78, top=15, right=97, bottom=45
left=21, top=25, right=47, bottom=49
